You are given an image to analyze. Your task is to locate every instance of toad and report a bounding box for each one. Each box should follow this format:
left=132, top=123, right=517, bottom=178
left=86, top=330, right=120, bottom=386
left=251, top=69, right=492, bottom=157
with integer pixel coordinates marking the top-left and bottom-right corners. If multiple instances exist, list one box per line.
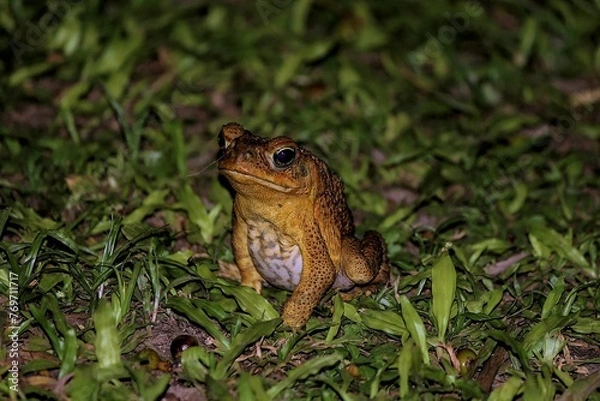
left=217, top=122, right=389, bottom=328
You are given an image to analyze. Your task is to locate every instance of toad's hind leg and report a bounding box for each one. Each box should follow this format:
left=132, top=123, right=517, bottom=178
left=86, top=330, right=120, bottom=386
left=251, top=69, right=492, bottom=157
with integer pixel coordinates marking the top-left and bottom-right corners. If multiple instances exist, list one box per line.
left=340, top=231, right=389, bottom=299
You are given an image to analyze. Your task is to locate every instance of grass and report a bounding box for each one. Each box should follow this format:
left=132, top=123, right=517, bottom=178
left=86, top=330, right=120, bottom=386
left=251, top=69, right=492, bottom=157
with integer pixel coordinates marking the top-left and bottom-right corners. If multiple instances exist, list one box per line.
left=1, top=0, right=599, bottom=400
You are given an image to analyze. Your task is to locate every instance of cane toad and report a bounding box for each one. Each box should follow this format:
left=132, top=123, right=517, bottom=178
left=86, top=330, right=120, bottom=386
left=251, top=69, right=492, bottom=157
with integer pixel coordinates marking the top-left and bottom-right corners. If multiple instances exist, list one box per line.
left=217, top=122, right=389, bottom=328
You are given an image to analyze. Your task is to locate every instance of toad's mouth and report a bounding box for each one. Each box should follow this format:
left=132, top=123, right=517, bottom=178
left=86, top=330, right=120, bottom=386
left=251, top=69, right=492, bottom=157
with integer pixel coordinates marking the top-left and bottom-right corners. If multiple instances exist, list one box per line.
left=220, top=169, right=296, bottom=193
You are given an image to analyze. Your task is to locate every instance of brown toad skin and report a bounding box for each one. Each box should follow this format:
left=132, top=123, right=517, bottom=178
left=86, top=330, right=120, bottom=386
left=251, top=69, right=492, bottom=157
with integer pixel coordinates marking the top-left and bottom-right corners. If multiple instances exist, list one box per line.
left=217, top=122, right=389, bottom=328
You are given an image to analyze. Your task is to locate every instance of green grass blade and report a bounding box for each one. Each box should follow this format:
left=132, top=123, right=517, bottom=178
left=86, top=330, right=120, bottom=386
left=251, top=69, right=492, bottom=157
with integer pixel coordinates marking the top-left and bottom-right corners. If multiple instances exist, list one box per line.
left=165, top=120, right=187, bottom=176
left=29, top=302, right=63, bottom=360
left=488, top=376, right=523, bottom=401
left=120, top=261, right=142, bottom=323
left=219, top=285, right=279, bottom=321
left=107, top=97, right=139, bottom=160
left=317, top=376, right=355, bottom=401
left=431, top=249, right=456, bottom=342
left=325, top=294, right=344, bottom=343
left=130, top=367, right=170, bottom=401
left=0, top=208, right=11, bottom=237
left=213, top=318, right=281, bottom=380
left=360, top=309, right=408, bottom=337
left=523, top=371, right=555, bottom=401
left=541, top=277, right=565, bottom=319
left=22, top=230, right=46, bottom=287
left=522, top=315, right=574, bottom=355
left=487, top=330, right=530, bottom=374
left=266, top=354, right=343, bottom=398
left=58, top=328, right=78, bottom=378
left=572, top=317, right=600, bottom=335
left=237, top=372, right=271, bottom=401
left=397, top=341, right=418, bottom=398
left=0, top=242, right=19, bottom=292
left=207, top=375, right=234, bottom=401
left=400, top=295, right=430, bottom=365
left=176, top=183, right=220, bottom=243
left=181, top=346, right=213, bottom=383
left=529, top=226, right=594, bottom=277
left=21, top=359, right=60, bottom=375
left=557, top=370, right=600, bottom=401
left=93, top=300, right=122, bottom=369
left=167, top=297, right=230, bottom=349
left=122, top=189, right=170, bottom=225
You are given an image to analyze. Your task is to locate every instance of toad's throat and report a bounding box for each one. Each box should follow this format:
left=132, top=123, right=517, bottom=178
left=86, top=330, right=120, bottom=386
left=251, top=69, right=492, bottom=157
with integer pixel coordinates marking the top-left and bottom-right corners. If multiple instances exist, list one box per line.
left=221, top=169, right=295, bottom=193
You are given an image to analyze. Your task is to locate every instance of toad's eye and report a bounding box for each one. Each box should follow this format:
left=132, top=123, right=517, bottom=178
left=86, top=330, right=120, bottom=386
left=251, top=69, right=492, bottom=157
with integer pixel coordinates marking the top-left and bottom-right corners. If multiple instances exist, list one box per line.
left=273, top=147, right=296, bottom=168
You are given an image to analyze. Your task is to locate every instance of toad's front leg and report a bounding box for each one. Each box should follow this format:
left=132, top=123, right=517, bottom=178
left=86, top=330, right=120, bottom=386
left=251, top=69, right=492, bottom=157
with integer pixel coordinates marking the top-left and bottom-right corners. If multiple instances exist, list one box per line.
left=282, top=229, right=336, bottom=328
left=232, top=209, right=263, bottom=293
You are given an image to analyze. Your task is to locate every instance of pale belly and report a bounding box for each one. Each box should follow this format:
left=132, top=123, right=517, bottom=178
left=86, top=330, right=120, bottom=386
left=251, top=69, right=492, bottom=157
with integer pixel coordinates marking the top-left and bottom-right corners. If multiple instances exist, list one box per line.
left=246, top=219, right=354, bottom=291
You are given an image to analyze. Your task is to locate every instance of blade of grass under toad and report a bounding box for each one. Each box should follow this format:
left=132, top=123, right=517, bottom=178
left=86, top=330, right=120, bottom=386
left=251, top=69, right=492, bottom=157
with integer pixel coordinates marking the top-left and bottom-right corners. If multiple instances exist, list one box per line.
left=342, top=302, right=362, bottom=324
left=213, top=318, right=281, bottom=380
left=325, top=294, right=344, bottom=343
left=219, top=285, right=279, bottom=321
left=400, top=295, right=430, bottom=365
left=278, top=323, right=330, bottom=361
left=193, top=298, right=234, bottom=322
left=431, top=248, right=456, bottom=343
left=266, top=354, right=343, bottom=399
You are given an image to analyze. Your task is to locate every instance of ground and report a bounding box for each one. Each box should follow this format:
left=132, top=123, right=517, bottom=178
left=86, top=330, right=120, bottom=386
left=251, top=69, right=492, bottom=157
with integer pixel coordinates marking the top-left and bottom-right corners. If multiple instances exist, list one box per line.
left=0, top=1, right=599, bottom=400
